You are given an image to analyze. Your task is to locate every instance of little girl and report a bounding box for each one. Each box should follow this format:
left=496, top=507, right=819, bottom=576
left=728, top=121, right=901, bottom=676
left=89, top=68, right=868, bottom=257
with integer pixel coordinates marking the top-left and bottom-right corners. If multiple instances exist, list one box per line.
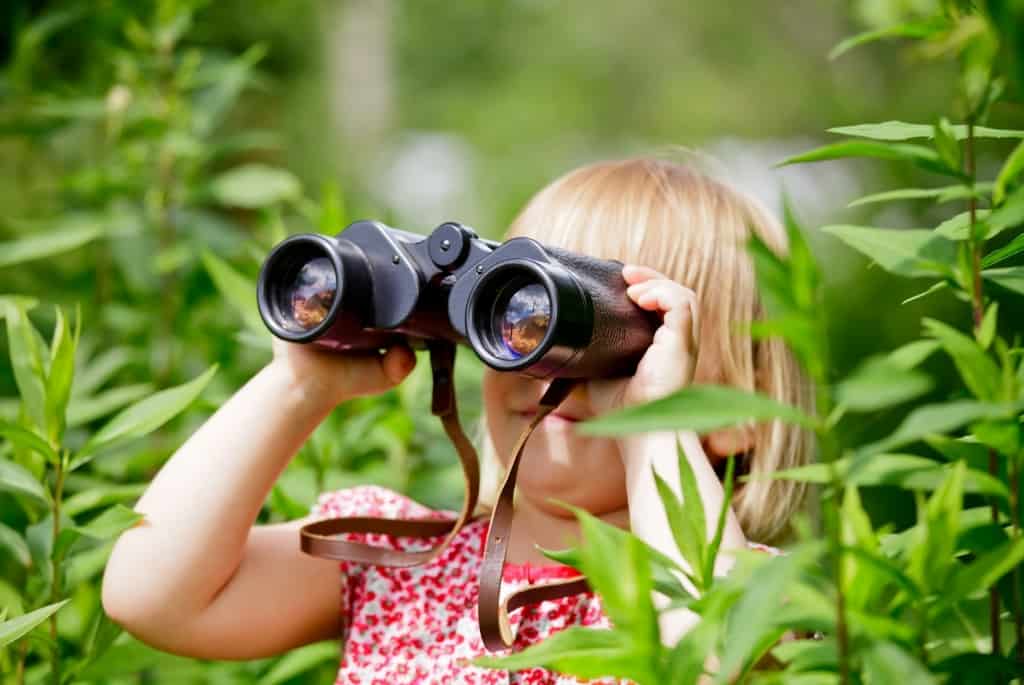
left=101, top=157, right=813, bottom=684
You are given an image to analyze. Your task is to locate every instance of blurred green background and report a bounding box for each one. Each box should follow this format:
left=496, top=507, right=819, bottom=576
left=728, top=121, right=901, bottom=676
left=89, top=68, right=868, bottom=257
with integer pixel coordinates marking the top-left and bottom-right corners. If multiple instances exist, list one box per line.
left=1, top=0, right=1021, bottom=682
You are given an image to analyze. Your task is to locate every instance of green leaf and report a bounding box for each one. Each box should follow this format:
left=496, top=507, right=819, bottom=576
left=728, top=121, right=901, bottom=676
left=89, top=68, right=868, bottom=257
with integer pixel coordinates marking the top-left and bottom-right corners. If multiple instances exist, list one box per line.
left=714, top=544, right=821, bottom=684
left=704, top=455, right=736, bottom=586
left=901, top=281, right=948, bottom=305
left=847, top=184, right=988, bottom=208
left=934, top=209, right=990, bottom=239
left=652, top=440, right=706, bottom=589
left=63, top=483, right=147, bottom=517
left=0, top=418, right=58, bottom=464
left=0, top=458, right=47, bottom=503
left=829, top=121, right=1024, bottom=141
left=260, top=641, right=339, bottom=684
left=67, top=383, right=155, bottom=428
left=0, top=521, right=30, bottom=566
left=764, top=454, right=1007, bottom=500
left=835, top=357, right=933, bottom=411
left=860, top=401, right=1012, bottom=455
left=971, top=418, right=1021, bottom=457
left=209, top=164, right=301, bottom=209
left=579, top=385, right=815, bottom=437
left=982, top=232, right=1024, bottom=268
left=861, top=641, right=937, bottom=685
left=474, top=626, right=643, bottom=681
left=73, top=504, right=144, bottom=540
left=977, top=302, right=998, bottom=350
left=983, top=267, right=1024, bottom=295
left=886, top=340, right=940, bottom=370
left=4, top=303, right=47, bottom=432
left=934, top=118, right=961, bottom=171
left=994, top=139, right=1024, bottom=205
left=0, top=215, right=102, bottom=267
left=778, top=141, right=953, bottom=176
left=201, top=251, right=266, bottom=334
left=828, top=21, right=949, bottom=60
left=942, top=537, right=1024, bottom=609
left=821, top=225, right=955, bottom=277
left=923, top=318, right=1002, bottom=401
left=79, top=365, right=218, bottom=456
left=0, top=599, right=70, bottom=648
left=985, top=185, right=1024, bottom=239
left=44, top=306, right=78, bottom=444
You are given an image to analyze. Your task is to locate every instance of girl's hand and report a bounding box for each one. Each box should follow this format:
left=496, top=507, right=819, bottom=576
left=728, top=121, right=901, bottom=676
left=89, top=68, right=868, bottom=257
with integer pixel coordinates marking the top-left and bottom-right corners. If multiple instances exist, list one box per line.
left=587, top=265, right=699, bottom=416
left=269, top=337, right=417, bottom=410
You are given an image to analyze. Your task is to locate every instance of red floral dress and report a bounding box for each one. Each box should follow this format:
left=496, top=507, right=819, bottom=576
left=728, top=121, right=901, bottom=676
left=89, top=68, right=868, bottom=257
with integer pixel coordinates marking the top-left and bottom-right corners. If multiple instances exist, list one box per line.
left=312, top=485, right=776, bottom=685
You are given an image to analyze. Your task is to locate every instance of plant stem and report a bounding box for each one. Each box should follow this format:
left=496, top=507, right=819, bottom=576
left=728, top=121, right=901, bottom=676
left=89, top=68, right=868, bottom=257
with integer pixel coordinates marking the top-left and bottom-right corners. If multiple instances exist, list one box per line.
left=48, top=456, right=66, bottom=685
left=1012, top=454, right=1023, bottom=660
left=966, top=118, right=1002, bottom=656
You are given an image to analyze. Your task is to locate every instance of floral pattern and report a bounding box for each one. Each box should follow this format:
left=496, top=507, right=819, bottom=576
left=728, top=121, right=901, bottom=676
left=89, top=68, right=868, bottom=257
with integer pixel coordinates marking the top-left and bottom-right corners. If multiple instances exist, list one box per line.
left=312, top=485, right=776, bottom=684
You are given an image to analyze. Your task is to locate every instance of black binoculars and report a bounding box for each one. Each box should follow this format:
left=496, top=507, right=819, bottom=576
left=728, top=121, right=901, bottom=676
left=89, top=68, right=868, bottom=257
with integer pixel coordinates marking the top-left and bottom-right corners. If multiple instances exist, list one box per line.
left=256, top=221, right=659, bottom=378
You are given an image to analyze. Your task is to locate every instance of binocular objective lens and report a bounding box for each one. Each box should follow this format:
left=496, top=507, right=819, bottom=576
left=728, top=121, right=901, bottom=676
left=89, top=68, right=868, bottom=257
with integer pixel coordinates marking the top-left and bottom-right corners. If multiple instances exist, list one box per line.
left=496, top=283, right=550, bottom=359
left=282, top=257, right=337, bottom=331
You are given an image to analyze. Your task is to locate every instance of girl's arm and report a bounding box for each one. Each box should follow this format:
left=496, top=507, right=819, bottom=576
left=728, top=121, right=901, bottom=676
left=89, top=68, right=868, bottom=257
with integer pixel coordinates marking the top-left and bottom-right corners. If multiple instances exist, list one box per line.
left=101, top=341, right=415, bottom=659
left=619, top=429, right=747, bottom=646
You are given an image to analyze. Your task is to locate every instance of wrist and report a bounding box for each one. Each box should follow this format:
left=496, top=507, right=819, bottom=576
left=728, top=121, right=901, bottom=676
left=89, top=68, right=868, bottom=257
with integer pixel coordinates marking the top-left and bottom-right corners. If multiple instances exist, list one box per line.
left=264, top=360, right=348, bottom=413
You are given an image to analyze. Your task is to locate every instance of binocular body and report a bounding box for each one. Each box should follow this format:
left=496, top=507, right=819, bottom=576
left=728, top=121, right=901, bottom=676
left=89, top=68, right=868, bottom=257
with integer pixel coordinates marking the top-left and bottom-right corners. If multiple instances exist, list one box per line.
left=257, top=221, right=658, bottom=378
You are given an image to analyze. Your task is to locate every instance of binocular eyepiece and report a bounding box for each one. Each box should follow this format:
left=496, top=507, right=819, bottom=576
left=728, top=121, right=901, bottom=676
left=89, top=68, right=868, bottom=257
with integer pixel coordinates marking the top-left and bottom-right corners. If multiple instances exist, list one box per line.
left=257, top=221, right=658, bottom=378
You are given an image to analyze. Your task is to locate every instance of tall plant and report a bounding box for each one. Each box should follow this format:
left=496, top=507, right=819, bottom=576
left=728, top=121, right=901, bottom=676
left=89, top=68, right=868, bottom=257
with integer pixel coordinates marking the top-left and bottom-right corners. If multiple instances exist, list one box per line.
left=478, top=1, right=1024, bottom=683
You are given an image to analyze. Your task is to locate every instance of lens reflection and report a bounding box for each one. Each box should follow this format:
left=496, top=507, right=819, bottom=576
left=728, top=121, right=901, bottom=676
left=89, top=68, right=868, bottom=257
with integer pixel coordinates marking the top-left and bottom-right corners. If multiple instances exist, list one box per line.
left=281, top=256, right=337, bottom=331
left=495, top=283, right=550, bottom=359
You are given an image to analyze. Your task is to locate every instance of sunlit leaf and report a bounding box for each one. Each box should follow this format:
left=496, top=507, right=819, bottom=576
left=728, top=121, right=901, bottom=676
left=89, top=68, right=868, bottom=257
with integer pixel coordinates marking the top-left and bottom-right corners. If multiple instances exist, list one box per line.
left=764, top=454, right=1007, bottom=500
left=983, top=266, right=1024, bottom=294
left=0, top=215, right=102, bottom=267
left=209, top=164, right=301, bottom=209
left=829, top=121, right=1024, bottom=141
left=4, top=304, right=47, bottom=432
left=779, top=141, right=953, bottom=176
left=73, top=504, right=144, bottom=540
left=0, top=419, right=58, bottom=464
left=835, top=357, right=933, bottom=411
left=45, top=306, right=78, bottom=444
left=0, top=521, right=30, bottom=566
left=984, top=185, right=1024, bottom=239
left=474, top=626, right=641, bottom=681
left=860, top=400, right=1012, bottom=455
left=847, top=184, right=988, bottom=208
left=79, top=365, right=218, bottom=456
left=260, top=641, right=340, bottom=685
left=828, top=20, right=949, bottom=60
left=0, top=457, right=47, bottom=503
left=0, top=599, right=70, bottom=649
left=886, top=340, right=940, bottom=370
left=994, top=139, right=1024, bottom=205
left=821, top=225, right=956, bottom=277
left=941, top=537, right=1024, bottom=608
left=67, top=383, right=155, bottom=428
left=982, top=232, right=1024, bottom=268
left=579, top=385, right=815, bottom=437
left=861, top=641, right=937, bottom=684
left=201, top=250, right=266, bottom=334
left=923, top=318, right=1002, bottom=401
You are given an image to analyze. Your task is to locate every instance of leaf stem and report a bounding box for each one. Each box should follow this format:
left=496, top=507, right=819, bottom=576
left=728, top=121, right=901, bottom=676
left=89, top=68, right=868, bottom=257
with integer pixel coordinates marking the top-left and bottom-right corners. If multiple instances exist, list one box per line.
left=48, top=454, right=66, bottom=685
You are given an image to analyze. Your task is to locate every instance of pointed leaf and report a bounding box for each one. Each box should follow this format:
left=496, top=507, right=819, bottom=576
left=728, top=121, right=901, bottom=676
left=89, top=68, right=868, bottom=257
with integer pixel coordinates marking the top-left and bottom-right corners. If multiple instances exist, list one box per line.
left=822, top=225, right=955, bottom=277
left=474, top=626, right=642, bottom=680
left=829, top=21, right=949, bottom=60
left=886, top=340, right=940, bottom=370
left=848, top=184, right=985, bottom=208
left=0, top=522, right=30, bottom=566
left=579, top=385, right=815, bottom=437
left=942, top=537, right=1024, bottom=608
left=923, top=318, right=1001, bottom=401
left=829, top=121, right=1024, bottom=141
left=0, top=458, right=47, bottom=502
left=4, top=304, right=47, bottom=432
left=860, top=401, right=1012, bottom=455
left=45, top=306, right=78, bottom=444
left=73, top=504, right=144, bottom=540
left=994, top=139, right=1024, bottom=205
left=0, top=599, right=70, bottom=648
left=0, top=216, right=102, bottom=267
left=79, top=365, right=217, bottom=456
left=861, top=641, right=937, bottom=684
left=209, top=164, right=301, bottom=209
left=985, top=185, right=1024, bottom=239
left=779, top=142, right=951, bottom=176
left=983, top=267, right=1024, bottom=294
left=0, top=419, right=58, bottom=464
left=201, top=251, right=265, bottom=334
left=982, top=232, right=1024, bottom=268
left=835, top=357, right=933, bottom=411
left=260, top=641, right=340, bottom=685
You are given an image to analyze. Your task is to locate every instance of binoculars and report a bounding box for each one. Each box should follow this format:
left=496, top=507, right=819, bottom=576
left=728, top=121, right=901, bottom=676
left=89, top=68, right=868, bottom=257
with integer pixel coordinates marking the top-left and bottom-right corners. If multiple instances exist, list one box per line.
left=257, top=220, right=658, bottom=378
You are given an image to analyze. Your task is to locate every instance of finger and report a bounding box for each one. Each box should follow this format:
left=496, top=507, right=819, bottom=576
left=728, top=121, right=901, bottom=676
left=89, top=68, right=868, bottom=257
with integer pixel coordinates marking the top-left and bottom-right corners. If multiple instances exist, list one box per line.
left=380, top=344, right=417, bottom=384
left=622, top=264, right=666, bottom=285
left=636, top=284, right=699, bottom=341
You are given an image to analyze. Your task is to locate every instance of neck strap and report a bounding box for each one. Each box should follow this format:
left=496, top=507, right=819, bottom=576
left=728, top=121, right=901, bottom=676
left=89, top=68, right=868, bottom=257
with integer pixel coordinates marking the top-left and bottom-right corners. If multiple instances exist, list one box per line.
left=299, top=341, right=589, bottom=649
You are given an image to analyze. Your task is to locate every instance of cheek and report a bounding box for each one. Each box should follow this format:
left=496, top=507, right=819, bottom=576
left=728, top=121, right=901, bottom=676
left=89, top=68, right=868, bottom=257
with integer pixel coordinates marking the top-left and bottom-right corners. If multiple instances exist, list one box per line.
left=481, top=370, right=523, bottom=460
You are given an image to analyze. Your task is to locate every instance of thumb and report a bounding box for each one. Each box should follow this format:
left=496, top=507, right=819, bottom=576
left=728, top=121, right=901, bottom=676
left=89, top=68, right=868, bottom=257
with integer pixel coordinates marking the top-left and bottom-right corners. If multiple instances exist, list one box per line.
left=381, top=344, right=417, bottom=385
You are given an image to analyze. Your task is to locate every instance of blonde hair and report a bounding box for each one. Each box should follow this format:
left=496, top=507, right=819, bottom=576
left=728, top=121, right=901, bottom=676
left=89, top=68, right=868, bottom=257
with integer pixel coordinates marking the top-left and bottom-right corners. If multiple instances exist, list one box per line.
left=475, top=157, right=815, bottom=544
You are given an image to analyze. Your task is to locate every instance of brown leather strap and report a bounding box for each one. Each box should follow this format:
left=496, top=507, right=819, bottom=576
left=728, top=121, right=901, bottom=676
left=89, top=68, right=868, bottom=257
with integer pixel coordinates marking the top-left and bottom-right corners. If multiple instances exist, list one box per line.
left=300, top=340, right=480, bottom=567
left=478, top=377, right=591, bottom=651
left=300, top=342, right=590, bottom=650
